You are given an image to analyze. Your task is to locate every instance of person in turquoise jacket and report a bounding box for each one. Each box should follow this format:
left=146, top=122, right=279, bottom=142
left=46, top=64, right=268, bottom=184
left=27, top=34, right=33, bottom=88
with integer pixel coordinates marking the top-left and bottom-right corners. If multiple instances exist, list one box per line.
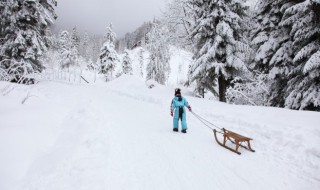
left=170, top=88, right=192, bottom=133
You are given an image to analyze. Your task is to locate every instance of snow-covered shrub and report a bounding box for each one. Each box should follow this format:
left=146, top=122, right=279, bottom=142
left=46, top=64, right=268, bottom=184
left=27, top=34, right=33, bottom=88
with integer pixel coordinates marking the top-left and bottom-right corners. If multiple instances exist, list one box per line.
left=5, top=60, right=37, bottom=84
left=146, top=79, right=158, bottom=89
left=226, top=74, right=269, bottom=106
left=0, top=68, right=9, bottom=81
left=87, top=59, right=98, bottom=71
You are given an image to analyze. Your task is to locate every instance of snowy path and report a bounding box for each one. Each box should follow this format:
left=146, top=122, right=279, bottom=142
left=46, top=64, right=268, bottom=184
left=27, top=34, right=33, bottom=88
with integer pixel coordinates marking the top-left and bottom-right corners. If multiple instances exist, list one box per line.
left=0, top=76, right=320, bottom=190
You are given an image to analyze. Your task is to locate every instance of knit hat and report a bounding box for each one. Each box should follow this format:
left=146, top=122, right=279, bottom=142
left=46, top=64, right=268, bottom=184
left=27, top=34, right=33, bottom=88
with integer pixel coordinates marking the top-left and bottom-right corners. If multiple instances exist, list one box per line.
left=175, top=88, right=181, bottom=96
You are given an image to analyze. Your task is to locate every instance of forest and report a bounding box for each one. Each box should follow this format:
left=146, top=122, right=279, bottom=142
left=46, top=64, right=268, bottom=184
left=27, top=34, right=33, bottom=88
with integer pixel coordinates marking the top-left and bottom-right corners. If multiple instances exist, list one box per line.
left=1, top=0, right=319, bottom=111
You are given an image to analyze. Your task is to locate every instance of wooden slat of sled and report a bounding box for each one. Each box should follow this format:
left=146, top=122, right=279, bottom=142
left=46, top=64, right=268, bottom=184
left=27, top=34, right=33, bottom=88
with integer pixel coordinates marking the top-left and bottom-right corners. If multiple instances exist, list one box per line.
left=213, top=129, right=255, bottom=155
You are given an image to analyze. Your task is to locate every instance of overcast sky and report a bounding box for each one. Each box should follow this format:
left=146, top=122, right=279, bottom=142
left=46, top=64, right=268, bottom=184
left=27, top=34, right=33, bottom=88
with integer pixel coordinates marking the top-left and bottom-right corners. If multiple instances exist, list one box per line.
left=54, top=0, right=167, bottom=37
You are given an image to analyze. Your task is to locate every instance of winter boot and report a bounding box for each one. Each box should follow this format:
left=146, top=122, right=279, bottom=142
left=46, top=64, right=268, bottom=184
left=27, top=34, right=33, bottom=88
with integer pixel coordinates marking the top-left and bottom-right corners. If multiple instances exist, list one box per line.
left=173, top=128, right=179, bottom=132
left=181, top=129, right=187, bottom=133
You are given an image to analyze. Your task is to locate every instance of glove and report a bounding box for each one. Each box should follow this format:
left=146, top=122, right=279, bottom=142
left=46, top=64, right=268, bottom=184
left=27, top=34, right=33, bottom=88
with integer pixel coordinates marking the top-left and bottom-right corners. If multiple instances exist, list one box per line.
left=170, top=110, right=173, bottom=117
left=188, top=106, right=192, bottom=112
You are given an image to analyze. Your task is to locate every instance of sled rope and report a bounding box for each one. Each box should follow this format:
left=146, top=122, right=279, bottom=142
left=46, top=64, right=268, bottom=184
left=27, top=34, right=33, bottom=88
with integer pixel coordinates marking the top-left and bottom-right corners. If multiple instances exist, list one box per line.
left=190, top=112, right=223, bottom=132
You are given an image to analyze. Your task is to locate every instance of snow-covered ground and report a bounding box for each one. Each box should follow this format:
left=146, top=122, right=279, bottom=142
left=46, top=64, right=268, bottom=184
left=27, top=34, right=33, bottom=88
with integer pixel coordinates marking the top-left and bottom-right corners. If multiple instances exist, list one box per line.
left=1, top=75, right=319, bottom=190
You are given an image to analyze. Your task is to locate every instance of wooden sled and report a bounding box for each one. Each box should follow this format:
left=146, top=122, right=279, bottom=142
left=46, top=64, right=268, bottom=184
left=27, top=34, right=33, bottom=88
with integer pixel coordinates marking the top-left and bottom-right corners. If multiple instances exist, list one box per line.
left=213, top=128, right=255, bottom=155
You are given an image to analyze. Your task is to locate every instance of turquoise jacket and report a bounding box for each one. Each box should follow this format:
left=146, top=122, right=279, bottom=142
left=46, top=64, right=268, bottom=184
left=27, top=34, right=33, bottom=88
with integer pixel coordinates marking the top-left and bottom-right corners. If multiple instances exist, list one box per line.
left=170, top=96, right=190, bottom=130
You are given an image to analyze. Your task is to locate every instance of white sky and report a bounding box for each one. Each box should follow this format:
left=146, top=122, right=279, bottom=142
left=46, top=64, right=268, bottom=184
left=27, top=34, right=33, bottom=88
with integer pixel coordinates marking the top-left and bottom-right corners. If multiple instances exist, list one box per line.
left=54, top=0, right=167, bottom=37
left=54, top=0, right=258, bottom=37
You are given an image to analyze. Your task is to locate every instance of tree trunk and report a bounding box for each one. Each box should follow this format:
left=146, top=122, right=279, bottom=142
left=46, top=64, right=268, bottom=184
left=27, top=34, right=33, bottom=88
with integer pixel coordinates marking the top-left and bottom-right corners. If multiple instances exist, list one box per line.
left=202, top=88, right=205, bottom=98
left=218, top=75, right=227, bottom=102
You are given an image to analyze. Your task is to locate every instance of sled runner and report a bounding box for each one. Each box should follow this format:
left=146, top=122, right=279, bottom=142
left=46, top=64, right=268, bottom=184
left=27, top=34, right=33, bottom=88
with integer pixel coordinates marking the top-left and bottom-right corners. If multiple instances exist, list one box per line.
left=213, top=128, right=255, bottom=155
left=190, top=112, right=255, bottom=155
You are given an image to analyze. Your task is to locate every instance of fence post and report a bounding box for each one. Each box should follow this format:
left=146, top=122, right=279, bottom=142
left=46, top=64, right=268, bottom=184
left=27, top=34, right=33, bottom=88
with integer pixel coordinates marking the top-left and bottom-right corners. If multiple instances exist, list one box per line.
left=80, top=69, right=82, bottom=83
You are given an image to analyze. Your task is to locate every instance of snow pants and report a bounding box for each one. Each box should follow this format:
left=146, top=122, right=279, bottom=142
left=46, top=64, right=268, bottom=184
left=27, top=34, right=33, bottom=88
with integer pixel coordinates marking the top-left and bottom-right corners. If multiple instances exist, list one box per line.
left=173, top=107, right=187, bottom=130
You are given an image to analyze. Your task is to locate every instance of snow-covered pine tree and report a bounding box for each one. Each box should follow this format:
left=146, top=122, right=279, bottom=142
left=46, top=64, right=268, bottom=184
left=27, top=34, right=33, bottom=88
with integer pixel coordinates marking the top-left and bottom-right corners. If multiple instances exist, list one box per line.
left=122, top=50, right=133, bottom=75
left=146, top=21, right=170, bottom=85
left=71, top=26, right=81, bottom=52
left=59, top=31, right=70, bottom=49
left=0, top=0, right=57, bottom=82
left=103, top=23, right=117, bottom=45
left=139, top=49, right=144, bottom=78
left=250, top=0, right=291, bottom=73
left=81, top=31, right=90, bottom=61
left=280, top=0, right=320, bottom=111
left=250, top=0, right=295, bottom=107
left=58, top=31, right=77, bottom=69
left=187, top=0, right=250, bottom=102
left=97, top=24, right=119, bottom=81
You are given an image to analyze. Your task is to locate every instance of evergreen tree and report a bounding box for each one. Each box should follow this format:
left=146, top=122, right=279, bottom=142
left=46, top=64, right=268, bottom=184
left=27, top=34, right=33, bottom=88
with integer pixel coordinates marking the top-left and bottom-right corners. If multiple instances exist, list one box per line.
left=80, top=31, right=90, bottom=61
left=281, top=0, right=320, bottom=110
left=0, top=0, right=57, bottom=81
left=146, top=22, right=170, bottom=85
left=250, top=0, right=295, bottom=107
left=71, top=26, right=81, bottom=52
left=187, top=0, right=250, bottom=102
left=138, top=49, right=144, bottom=78
left=97, top=24, right=119, bottom=81
left=122, top=50, right=133, bottom=75
left=58, top=30, right=77, bottom=68
left=103, top=23, right=117, bottom=45
left=250, top=0, right=293, bottom=73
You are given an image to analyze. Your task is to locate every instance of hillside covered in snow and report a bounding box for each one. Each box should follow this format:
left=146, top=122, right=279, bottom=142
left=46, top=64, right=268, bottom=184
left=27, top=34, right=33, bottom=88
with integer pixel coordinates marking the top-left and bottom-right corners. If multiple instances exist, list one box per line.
left=1, top=0, right=320, bottom=189
left=1, top=75, right=319, bottom=190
